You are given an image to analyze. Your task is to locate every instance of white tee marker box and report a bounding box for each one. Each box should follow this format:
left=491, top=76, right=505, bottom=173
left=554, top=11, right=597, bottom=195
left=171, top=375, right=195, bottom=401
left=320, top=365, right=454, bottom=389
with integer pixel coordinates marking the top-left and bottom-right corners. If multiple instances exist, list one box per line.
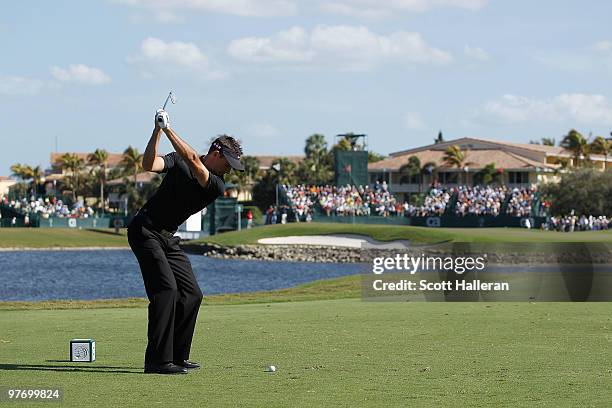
left=70, top=339, right=96, bottom=362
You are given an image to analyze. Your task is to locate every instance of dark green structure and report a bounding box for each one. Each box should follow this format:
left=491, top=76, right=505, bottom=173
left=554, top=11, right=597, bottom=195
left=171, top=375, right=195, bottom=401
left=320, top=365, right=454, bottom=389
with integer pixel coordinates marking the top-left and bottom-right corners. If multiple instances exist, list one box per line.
left=334, top=150, right=369, bottom=187
left=206, top=197, right=238, bottom=235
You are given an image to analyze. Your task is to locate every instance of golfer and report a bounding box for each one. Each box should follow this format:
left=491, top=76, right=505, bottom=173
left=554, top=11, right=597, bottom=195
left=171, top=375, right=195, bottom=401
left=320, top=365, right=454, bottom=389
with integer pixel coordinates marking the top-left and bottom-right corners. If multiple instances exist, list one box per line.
left=128, top=109, right=244, bottom=374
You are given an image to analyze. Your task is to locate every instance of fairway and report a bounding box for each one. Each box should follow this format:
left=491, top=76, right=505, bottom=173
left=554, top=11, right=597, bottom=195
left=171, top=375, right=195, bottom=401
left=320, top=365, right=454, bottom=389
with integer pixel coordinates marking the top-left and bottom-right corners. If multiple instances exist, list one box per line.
left=1, top=299, right=612, bottom=407
left=0, top=228, right=128, bottom=248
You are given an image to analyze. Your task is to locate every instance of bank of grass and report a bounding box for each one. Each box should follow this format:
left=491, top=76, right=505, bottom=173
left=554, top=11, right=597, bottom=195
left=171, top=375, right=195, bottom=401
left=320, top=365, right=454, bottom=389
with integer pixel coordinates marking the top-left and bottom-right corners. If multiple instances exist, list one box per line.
left=1, top=225, right=612, bottom=248
left=0, top=228, right=128, bottom=248
left=1, top=299, right=611, bottom=407
left=197, top=222, right=612, bottom=246
left=0, top=275, right=361, bottom=311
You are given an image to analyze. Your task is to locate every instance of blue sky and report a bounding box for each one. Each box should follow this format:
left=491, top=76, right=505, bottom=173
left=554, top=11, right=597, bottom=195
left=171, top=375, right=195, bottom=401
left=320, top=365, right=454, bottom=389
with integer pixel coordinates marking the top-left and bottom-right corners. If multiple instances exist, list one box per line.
left=2, top=0, right=612, bottom=175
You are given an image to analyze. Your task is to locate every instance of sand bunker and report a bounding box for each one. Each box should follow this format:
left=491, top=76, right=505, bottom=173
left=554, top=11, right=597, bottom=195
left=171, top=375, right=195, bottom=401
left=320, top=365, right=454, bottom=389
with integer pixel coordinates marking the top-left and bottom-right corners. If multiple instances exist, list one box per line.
left=257, top=234, right=411, bottom=248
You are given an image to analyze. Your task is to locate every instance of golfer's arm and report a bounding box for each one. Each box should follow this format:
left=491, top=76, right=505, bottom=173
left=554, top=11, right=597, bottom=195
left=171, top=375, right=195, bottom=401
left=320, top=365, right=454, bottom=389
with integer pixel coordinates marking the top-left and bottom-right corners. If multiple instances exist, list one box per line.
left=142, top=127, right=165, bottom=172
left=162, top=127, right=210, bottom=187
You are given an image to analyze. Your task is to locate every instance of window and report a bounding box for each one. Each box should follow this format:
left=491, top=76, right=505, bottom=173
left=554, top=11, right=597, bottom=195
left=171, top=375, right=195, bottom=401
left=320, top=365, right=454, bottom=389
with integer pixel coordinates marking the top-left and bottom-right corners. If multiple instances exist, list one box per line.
left=399, top=174, right=420, bottom=184
left=370, top=172, right=390, bottom=184
left=438, top=172, right=458, bottom=184
left=508, top=171, right=529, bottom=184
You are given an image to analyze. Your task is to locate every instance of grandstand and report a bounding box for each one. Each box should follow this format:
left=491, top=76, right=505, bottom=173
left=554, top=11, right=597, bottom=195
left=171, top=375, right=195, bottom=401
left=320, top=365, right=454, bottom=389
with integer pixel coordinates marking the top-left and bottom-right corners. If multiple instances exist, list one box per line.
left=280, top=183, right=545, bottom=226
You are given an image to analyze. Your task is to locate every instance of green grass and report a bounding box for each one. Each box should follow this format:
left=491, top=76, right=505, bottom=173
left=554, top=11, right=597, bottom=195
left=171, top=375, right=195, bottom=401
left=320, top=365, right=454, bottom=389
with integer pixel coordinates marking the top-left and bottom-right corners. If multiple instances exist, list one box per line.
left=0, top=275, right=361, bottom=311
left=0, top=228, right=128, bottom=248
left=1, top=299, right=611, bottom=407
left=197, top=223, right=612, bottom=246
left=1, top=224, right=611, bottom=249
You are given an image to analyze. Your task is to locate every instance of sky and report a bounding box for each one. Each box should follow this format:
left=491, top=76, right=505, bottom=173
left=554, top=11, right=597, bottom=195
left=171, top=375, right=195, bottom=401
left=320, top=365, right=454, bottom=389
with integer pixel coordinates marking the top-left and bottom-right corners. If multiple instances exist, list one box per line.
left=2, top=0, right=612, bottom=175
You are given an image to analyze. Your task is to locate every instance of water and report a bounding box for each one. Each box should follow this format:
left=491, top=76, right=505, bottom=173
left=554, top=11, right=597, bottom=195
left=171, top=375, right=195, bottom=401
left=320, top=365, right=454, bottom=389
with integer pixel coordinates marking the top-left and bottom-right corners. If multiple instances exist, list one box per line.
left=0, top=250, right=364, bottom=301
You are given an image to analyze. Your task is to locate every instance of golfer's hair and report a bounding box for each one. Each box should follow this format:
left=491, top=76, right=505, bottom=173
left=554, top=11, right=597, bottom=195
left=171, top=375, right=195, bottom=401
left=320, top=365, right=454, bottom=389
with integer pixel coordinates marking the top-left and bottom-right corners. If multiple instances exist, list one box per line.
left=209, top=135, right=243, bottom=157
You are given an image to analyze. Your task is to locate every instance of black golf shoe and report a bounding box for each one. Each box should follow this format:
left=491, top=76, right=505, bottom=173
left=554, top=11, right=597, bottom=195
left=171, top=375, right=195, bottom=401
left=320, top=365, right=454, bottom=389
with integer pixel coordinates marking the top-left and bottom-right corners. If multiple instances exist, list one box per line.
left=144, top=362, right=188, bottom=374
left=173, top=360, right=201, bottom=370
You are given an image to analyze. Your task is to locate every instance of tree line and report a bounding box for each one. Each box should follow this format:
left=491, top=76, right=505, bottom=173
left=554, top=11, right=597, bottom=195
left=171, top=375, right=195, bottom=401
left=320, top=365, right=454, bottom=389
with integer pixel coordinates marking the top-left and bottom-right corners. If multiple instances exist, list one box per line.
left=10, top=146, right=149, bottom=212
left=532, top=129, right=611, bottom=168
left=9, top=133, right=384, bottom=212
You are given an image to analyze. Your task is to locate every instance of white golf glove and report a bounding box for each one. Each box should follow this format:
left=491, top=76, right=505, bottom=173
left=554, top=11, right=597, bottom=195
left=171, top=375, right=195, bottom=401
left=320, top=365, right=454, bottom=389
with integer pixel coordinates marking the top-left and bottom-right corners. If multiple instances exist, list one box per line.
left=155, top=109, right=170, bottom=129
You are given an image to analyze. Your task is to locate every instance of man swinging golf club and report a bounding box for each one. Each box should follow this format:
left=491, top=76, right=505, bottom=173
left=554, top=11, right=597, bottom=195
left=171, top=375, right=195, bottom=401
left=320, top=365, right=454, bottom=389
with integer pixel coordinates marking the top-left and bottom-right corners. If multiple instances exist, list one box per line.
left=128, top=101, right=244, bottom=375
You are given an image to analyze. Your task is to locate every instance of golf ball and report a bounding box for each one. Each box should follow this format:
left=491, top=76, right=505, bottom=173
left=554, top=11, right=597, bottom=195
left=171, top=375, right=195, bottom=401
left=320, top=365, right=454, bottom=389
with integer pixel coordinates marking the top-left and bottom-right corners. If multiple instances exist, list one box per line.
left=267, top=365, right=277, bottom=372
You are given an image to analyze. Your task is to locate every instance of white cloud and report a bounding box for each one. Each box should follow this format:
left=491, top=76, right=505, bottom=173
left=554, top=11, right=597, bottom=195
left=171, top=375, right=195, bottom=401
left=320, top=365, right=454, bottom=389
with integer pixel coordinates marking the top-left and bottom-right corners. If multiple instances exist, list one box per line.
left=319, top=3, right=391, bottom=18
left=111, top=0, right=296, bottom=20
left=228, top=27, right=314, bottom=63
left=464, top=45, right=489, bottom=61
left=320, top=0, right=488, bottom=17
left=403, top=112, right=426, bottom=130
left=133, top=37, right=208, bottom=68
left=476, top=93, right=612, bottom=126
left=50, top=64, right=111, bottom=85
left=228, top=25, right=452, bottom=70
left=244, top=122, right=280, bottom=139
left=588, top=40, right=612, bottom=53
left=0, top=75, right=46, bottom=95
left=128, top=37, right=227, bottom=79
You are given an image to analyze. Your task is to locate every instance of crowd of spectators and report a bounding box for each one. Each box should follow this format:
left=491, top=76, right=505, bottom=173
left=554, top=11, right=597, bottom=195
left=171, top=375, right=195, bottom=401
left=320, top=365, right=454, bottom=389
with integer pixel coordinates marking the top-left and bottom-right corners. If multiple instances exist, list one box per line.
left=454, top=185, right=506, bottom=216
left=544, top=214, right=610, bottom=232
left=0, top=195, right=96, bottom=220
left=283, top=182, right=405, bottom=218
left=506, top=187, right=538, bottom=217
left=404, top=184, right=452, bottom=217
left=282, top=185, right=316, bottom=220
left=282, top=182, right=456, bottom=218
left=264, top=205, right=312, bottom=224
left=282, top=182, right=546, bottom=219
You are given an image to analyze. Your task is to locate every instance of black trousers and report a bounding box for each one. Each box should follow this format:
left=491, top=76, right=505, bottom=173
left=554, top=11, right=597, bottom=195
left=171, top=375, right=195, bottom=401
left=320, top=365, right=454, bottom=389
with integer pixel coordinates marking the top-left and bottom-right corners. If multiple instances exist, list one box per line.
left=127, top=218, right=203, bottom=365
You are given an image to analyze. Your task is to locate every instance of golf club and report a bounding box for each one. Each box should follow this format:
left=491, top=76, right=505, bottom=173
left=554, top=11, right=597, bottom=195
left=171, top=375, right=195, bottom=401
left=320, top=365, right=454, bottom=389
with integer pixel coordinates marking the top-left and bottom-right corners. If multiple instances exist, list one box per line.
left=162, top=91, right=176, bottom=110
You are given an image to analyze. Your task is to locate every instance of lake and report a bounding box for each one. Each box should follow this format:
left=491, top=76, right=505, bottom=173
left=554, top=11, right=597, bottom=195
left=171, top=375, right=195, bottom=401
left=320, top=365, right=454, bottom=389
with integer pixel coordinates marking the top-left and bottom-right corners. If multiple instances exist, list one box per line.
left=0, top=249, right=365, bottom=301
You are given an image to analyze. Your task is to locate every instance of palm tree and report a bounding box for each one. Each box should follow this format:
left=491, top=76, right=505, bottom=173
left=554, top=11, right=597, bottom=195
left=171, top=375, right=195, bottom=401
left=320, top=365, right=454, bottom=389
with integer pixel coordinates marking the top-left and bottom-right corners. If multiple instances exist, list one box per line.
left=121, top=146, right=143, bottom=189
left=474, top=163, right=501, bottom=185
left=88, top=148, right=109, bottom=213
left=443, top=145, right=471, bottom=185
left=242, top=156, right=261, bottom=186
left=560, top=129, right=590, bottom=168
left=30, top=166, right=43, bottom=196
left=552, top=157, right=571, bottom=175
left=421, top=161, right=437, bottom=190
left=59, top=153, right=85, bottom=202
left=226, top=156, right=260, bottom=199
left=590, top=136, right=611, bottom=169
left=10, top=163, right=34, bottom=196
left=271, top=157, right=298, bottom=185
left=303, top=133, right=332, bottom=184
left=399, top=156, right=421, bottom=192
left=10, top=163, right=32, bottom=181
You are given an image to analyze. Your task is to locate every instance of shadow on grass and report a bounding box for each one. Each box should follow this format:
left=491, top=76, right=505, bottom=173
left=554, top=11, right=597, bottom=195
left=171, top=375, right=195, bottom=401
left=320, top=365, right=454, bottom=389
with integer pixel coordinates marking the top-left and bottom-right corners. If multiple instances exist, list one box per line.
left=0, top=363, right=141, bottom=374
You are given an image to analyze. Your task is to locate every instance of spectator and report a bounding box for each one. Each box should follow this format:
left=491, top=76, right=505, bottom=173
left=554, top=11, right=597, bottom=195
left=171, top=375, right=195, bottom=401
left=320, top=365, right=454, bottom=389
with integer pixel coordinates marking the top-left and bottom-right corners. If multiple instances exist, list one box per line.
left=246, top=209, right=253, bottom=229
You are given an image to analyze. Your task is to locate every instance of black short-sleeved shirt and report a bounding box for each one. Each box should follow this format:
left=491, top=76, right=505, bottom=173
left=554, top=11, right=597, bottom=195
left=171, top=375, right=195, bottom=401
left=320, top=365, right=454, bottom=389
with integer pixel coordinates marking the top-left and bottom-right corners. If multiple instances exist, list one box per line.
left=139, top=152, right=225, bottom=231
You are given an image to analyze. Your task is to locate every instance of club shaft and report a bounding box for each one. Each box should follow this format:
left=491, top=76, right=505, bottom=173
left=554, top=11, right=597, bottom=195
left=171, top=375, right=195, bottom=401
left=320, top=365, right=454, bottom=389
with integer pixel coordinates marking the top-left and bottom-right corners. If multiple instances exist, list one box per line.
left=162, top=93, right=172, bottom=110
